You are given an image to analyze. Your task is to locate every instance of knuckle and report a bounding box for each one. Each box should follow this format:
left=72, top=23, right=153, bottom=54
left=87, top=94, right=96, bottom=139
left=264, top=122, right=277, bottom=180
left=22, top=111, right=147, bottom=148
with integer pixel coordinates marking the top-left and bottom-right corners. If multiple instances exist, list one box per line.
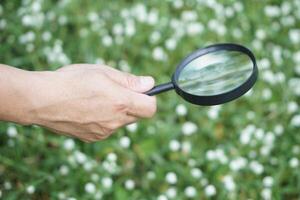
left=114, top=98, right=130, bottom=113
left=126, top=75, right=138, bottom=88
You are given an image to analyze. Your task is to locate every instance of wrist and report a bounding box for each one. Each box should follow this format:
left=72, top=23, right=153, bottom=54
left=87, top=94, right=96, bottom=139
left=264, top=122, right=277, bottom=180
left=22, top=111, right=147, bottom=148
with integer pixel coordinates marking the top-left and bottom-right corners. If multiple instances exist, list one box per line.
left=0, top=67, right=54, bottom=125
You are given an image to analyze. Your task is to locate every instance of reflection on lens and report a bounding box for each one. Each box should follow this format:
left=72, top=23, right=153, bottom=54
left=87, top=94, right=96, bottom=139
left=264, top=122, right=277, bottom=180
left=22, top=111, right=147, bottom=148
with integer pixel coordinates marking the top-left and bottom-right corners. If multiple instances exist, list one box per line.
left=177, top=50, right=253, bottom=96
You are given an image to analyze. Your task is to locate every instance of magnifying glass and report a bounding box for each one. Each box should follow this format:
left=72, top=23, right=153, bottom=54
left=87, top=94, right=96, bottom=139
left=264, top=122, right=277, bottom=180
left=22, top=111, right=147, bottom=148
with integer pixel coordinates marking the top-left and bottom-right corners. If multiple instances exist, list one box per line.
left=145, top=43, right=258, bottom=106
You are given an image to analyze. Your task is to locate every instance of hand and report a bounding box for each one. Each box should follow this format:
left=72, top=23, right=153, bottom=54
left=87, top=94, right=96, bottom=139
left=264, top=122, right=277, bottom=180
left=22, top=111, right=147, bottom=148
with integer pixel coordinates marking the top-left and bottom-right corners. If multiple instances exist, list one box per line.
left=28, top=64, right=156, bottom=142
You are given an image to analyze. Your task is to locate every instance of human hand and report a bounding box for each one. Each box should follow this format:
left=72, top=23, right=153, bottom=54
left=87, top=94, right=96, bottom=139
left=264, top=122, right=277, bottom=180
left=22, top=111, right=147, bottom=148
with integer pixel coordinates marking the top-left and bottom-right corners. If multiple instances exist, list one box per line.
left=28, top=64, right=156, bottom=142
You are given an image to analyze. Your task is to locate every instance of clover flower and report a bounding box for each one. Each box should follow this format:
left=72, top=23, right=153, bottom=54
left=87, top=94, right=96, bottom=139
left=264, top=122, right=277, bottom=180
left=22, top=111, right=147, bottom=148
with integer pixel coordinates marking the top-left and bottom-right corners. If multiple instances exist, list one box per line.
left=119, top=136, right=131, bottom=148
left=85, top=182, right=96, bottom=194
left=169, top=140, right=181, bottom=151
left=185, top=186, right=197, bottom=198
left=26, top=185, right=35, bottom=194
left=182, top=122, right=197, bottom=135
left=125, top=179, right=135, bottom=190
left=63, top=139, right=75, bottom=151
left=165, top=172, right=177, bottom=184
left=205, top=185, right=216, bottom=197
left=166, top=187, right=177, bottom=199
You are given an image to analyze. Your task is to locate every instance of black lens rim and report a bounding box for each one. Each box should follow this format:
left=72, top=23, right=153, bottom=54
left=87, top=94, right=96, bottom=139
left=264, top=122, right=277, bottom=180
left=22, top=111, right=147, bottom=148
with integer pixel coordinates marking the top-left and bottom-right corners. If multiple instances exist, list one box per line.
left=172, top=43, right=258, bottom=106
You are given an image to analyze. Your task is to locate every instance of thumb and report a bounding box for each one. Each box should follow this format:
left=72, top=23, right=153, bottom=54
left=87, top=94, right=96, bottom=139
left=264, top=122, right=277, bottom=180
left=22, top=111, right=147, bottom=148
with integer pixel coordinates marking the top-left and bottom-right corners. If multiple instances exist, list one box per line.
left=125, top=75, right=155, bottom=93
left=104, top=67, right=155, bottom=93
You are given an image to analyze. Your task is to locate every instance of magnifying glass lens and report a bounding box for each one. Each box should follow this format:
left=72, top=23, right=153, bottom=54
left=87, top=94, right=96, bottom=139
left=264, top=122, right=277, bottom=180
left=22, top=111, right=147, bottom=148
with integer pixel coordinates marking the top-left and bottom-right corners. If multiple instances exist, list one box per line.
left=177, top=50, right=253, bottom=96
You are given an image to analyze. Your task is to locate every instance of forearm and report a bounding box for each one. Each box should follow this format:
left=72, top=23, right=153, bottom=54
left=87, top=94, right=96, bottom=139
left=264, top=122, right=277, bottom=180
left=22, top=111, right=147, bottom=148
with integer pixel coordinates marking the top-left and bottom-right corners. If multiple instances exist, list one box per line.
left=0, top=64, right=41, bottom=125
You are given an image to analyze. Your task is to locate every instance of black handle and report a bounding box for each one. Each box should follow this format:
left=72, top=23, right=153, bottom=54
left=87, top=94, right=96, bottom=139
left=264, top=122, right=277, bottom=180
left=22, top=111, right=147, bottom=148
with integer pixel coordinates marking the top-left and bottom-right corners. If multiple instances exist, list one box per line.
left=145, top=82, right=174, bottom=96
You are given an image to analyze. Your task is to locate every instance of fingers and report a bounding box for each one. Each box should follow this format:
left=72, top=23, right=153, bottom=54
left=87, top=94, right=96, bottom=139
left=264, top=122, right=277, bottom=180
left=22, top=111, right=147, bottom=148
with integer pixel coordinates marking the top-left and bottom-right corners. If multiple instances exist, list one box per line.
left=103, top=67, right=155, bottom=93
left=126, top=91, right=157, bottom=118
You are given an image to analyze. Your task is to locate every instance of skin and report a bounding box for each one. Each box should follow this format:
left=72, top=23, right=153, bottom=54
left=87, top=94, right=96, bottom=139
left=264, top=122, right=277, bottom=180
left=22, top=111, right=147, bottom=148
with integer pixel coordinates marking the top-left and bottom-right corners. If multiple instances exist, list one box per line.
left=0, top=64, right=156, bottom=142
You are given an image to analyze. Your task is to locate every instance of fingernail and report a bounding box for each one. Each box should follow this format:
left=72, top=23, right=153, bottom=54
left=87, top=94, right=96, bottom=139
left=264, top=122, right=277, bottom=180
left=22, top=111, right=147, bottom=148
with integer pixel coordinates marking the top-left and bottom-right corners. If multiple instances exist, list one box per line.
left=140, top=76, right=154, bottom=86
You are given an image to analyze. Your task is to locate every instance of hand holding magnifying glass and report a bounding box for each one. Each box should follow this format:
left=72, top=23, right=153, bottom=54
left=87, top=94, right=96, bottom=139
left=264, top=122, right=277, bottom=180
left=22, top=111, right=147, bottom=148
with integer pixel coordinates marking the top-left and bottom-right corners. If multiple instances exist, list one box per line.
left=146, top=43, right=258, bottom=106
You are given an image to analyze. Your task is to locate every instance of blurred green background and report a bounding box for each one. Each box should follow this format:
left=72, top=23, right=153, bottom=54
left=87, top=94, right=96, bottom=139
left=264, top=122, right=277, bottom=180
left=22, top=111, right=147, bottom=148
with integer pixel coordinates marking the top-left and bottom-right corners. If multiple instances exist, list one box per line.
left=0, top=0, right=300, bottom=199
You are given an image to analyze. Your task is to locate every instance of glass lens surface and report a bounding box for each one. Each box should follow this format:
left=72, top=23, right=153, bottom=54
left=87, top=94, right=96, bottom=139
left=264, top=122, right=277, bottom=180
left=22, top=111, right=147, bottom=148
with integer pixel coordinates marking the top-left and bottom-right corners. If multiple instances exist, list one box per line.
left=177, top=50, right=253, bottom=96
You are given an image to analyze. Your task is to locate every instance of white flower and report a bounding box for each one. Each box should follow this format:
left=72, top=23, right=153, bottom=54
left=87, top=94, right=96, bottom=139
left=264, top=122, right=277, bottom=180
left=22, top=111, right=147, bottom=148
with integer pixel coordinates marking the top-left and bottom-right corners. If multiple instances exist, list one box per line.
left=58, top=15, right=68, bottom=25
left=157, top=195, right=168, bottom=200
left=102, top=177, right=113, bottom=188
left=223, top=175, right=235, bottom=191
left=293, top=51, right=300, bottom=64
left=91, top=174, right=99, bottom=182
left=289, top=157, right=299, bottom=168
left=119, top=136, right=131, bottom=148
left=176, top=104, right=187, bottom=116
left=182, top=141, right=192, bottom=153
left=229, top=157, right=247, bottom=171
left=112, top=23, right=123, bottom=35
left=262, top=88, right=272, bottom=100
left=165, top=38, right=177, bottom=51
left=289, top=29, right=300, bottom=44
left=125, top=20, right=136, bottom=36
left=289, top=78, right=300, bottom=96
left=186, top=22, right=204, bottom=36
left=165, top=172, right=177, bottom=184
left=256, top=29, right=266, bottom=40
left=249, top=161, right=264, bottom=175
left=281, top=2, right=292, bottom=15
left=166, top=187, right=177, bottom=198
left=84, top=161, right=94, bottom=171
left=263, top=176, right=274, bottom=187
left=7, top=126, right=18, bottom=138
left=147, top=171, right=156, bottom=180
left=246, top=111, right=255, bottom=120
left=74, top=151, right=87, bottom=164
left=102, top=35, right=113, bottom=47
left=107, top=152, right=117, bottom=162
left=181, top=11, right=197, bottom=21
left=152, top=47, right=167, bottom=61
left=225, top=7, right=234, bottom=17
left=169, top=140, right=181, bottom=151
left=85, top=182, right=96, bottom=194
left=182, top=122, right=197, bottom=135
left=185, top=186, right=197, bottom=198
left=190, top=168, right=202, bottom=179
left=264, top=5, right=281, bottom=17
left=132, top=4, right=147, bottom=22
left=296, top=65, right=300, bottom=75
left=292, top=146, right=300, bottom=154
left=125, top=179, right=135, bottom=190
left=291, top=115, right=300, bottom=127
left=254, top=128, right=264, bottom=140
left=4, top=181, right=11, bottom=190
left=26, top=185, right=35, bottom=194
left=63, top=139, right=75, bottom=151
left=261, top=188, right=272, bottom=200
left=205, top=185, right=216, bottom=197
left=88, top=12, right=99, bottom=22
left=59, top=165, right=69, bottom=175
left=150, top=31, right=161, bottom=44
left=173, top=0, right=183, bottom=9
left=126, top=123, right=138, bottom=132
left=147, top=9, right=159, bottom=25
left=42, top=31, right=52, bottom=42
left=0, top=19, right=6, bottom=29
left=233, top=2, right=243, bottom=12
left=287, top=101, right=298, bottom=113
left=208, top=105, right=221, bottom=119
left=206, top=150, right=217, bottom=160
left=188, top=159, right=196, bottom=167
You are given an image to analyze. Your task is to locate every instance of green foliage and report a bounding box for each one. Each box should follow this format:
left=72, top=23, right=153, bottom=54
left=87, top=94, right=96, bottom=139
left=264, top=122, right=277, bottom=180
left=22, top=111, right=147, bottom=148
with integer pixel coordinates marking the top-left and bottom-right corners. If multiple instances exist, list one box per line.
left=0, top=0, right=300, bottom=199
